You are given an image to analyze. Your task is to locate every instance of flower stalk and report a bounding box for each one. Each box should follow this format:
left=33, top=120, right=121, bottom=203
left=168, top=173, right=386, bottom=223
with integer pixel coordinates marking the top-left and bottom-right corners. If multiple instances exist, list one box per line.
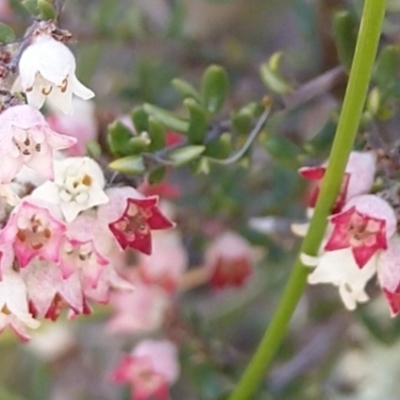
left=228, top=0, right=388, bottom=398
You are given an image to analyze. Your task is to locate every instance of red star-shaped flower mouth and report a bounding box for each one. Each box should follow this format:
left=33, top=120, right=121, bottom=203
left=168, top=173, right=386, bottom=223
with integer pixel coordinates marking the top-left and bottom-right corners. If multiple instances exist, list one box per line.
left=324, top=206, right=387, bottom=268
left=108, top=197, right=174, bottom=255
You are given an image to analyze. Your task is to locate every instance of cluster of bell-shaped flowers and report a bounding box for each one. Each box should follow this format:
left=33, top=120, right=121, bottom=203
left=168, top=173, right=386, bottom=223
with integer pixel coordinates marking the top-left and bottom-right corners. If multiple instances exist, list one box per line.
left=0, top=21, right=174, bottom=340
left=298, top=151, right=400, bottom=315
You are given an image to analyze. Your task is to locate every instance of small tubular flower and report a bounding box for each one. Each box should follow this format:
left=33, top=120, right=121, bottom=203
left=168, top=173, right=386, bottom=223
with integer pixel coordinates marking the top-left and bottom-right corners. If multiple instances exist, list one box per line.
left=112, top=340, right=180, bottom=400
left=0, top=261, right=40, bottom=340
left=377, top=236, right=400, bottom=317
left=300, top=151, right=376, bottom=213
left=15, top=31, right=94, bottom=114
left=108, top=278, right=170, bottom=334
left=32, top=157, right=109, bottom=223
left=0, top=198, right=66, bottom=268
left=137, top=231, right=187, bottom=292
left=22, top=259, right=83, bottom=320
left=0, top=104, right=76, bottom=183
left=47, top=98, right=98, bottom=156
left=97, top=187, right=174, bottom=255
left=205, top=231, right=253, bottom=289
left=83, top=266, right=134, bottom=306
left=324, top=194, right=396, bottom=268
left=60, top=215, right=109, bottom=288
left=304, top=249, right=377, bottom=310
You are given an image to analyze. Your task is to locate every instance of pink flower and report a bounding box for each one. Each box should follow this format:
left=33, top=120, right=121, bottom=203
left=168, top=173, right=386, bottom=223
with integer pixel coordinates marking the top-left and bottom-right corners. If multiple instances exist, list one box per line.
left=377, top=236, right=400, bottom=316
left=108, top=278, right=170, bottom=334
left=0, top=198, right=66, bottom=268
left=0, top=104, right=76, bottom=183
left=137, top=231, right=187, bottom=292
left=47, top=99, right=98, bottom=156
left=324, top=194, right=396, bottom=268
left=112, top=340, right=180, bottom=400
left=98, top=187, right=174, bottom=255
left=60, top=215, right=110, bottom=288
left=22, top=259, right=83, bottom=320
left=83, top=266, right=133, bottom=306
left=300, top=151, right=376, bottom=213
left=205, top=231, right=253, bottom=289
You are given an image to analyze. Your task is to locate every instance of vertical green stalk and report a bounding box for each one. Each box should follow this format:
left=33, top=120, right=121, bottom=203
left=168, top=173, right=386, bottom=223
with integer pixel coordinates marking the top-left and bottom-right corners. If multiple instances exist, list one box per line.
left=228, top=1, right=387, bottom=399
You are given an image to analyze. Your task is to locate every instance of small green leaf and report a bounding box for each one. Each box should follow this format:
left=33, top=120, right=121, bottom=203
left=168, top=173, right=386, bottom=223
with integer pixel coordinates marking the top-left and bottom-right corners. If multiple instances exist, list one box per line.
left=85, top=140, right=102, bottom=159
left=148, top=117, right=166, bottom=152
left=127, top=136, right=149, bottom=154
left=366, top=86, right=381, bottom=116
left=204, top=133, right=232, bottom=159
left=201, top=65, right=229, bottom=114
left=264, top=134, right=303, bottom=168
left=185, top=98, right=208, bottom=144
left=131, top=107, right=149, bottom=133
left=232, top=109, right=253, bottom=135
left=333, top=11, right=357, bottom=71
left=0, top=23, right=15, bottom=43
left=172, top=78, right=200, bottom=100
left=196, top=157, right=211, bottom=174
left=21, top=0, right=38, bottom=14
left=143, top=103, right=189, bottom=133
left=373, top=45, right=400, bottom=93
left=37, top=0, right=56, bottom=19
left=107, top=120, right=134, bottom=156
left=169, top=145, right=206, bottom=166
left=260, top=62, right=291, bottom=95
left=109, top=156, right=145, bottom=174
left=148, top=166, right=166, bottom=184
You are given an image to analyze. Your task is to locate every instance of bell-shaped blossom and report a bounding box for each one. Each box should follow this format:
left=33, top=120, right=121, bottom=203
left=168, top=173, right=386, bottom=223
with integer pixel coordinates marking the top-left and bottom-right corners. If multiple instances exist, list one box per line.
left=137, top=231, right=187, bottom=292
left=22, top=259, right=84, bottom=320
left=108, top=278, right=170, bottom=334
left=0, top=198, right=66, bottom=268
left=324, top=194, right=396, bottom=268
left=97, top=187, right=174, bottom=255
left=47, top=99, right=98, bottom=156
left=83, top=266, right=134, bottom=306
left=300, top=151, right=376, bottom=213
left=0, top=104, right=76, bottom=183
left=0, top=255, right=40, bottom=340
left=60, top=215, right=110, bottom=288
left=32, top=157, right=109, bottom=222
left=377, top=236, right=400, bottom=317
left=112, top=340, right=180, bottom=400
left=15, top=32, right=94, bottom=114
left=303, top=250, right=377, bottom=310
left=205, top=231, right=253, bottom=289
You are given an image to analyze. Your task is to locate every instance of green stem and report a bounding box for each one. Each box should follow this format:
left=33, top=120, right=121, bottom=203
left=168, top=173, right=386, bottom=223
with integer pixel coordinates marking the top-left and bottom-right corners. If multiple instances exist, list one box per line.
left=228, top=1, right=387, bottom=399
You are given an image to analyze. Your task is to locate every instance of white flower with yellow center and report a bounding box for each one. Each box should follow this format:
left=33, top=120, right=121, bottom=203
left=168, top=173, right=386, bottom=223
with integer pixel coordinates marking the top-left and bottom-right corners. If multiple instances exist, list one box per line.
left=32, top=157, right=109, bottom=222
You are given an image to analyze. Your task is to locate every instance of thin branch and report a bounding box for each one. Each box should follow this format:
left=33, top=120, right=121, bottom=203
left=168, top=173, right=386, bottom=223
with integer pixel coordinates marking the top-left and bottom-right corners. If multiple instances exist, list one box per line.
left=282, top=65, right=345, bottom=111
left=208, top=108, right=270, bottom=166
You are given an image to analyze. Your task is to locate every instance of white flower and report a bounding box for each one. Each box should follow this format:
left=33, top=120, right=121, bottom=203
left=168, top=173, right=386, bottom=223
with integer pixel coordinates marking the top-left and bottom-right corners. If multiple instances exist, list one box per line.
left=32, top=157, right=109, bottom=222
left=303, top=249, right=377, bottom=310
left=14, top=34, right=94, bottom=114
left=0, top=249, right=40, bottom=340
